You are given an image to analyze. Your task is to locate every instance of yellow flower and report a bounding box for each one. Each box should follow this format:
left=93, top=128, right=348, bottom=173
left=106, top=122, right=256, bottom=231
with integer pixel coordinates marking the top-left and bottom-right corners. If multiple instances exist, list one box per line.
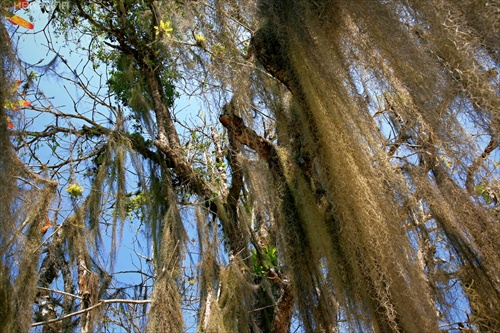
left=66, top=183, right=84, bottom=197
left=194, top=33, right=206, bottom=45
left=154, top=20, right=173, bottom=37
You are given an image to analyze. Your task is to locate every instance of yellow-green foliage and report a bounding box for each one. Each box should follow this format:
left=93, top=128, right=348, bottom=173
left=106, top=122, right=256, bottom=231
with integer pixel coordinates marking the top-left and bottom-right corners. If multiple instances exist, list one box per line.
left=67, top=183, right=84, bottom=197
left=147, top=204, right=185, bottom=333
left=213, top=260, right=254, bottom=333
left=146, top=155, right=187, bottom=332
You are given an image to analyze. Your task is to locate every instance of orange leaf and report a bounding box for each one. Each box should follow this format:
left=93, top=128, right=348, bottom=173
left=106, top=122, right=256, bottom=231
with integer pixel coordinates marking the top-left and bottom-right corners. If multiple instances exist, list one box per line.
left=6, top=116, right=14, bottom=129
left=6, top=14, right=34, bottom=29
left=2, top=9, right=34, bottom=29
left=42, top=216, right=52, bottom=236
left=4, top=100, right=30, bottom=111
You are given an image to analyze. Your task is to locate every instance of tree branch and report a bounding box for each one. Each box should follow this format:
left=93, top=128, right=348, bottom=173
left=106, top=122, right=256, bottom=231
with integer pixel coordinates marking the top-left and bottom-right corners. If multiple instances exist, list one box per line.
left=219, top=110, right=295, bottom=333
left=31, top=299, right=153, bottom=327
left=465, top=135, right=499, bottom=194
left=219, top=113, right=277, bottom=163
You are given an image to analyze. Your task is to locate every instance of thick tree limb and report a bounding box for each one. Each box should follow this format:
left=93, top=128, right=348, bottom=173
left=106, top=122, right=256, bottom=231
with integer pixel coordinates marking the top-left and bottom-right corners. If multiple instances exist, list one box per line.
left=219, top=112, right=294, bottom=333
left=268, top=270, right=294, bottom=333
left=219, top=113, right=278, bottom=164
left=223, top=102, right=244, bottom=209
left=251, top=25, right=299, bottom=95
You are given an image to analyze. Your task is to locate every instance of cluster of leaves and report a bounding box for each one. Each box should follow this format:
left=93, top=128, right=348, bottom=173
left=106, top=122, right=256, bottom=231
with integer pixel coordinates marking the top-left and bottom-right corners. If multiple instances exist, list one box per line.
left=107, top=50, right=178, bottom=121
left=251, top=244, right=278, bottom=277
left=66, top=183, right=84, bottom=197
left=125, top=192, right=147, bottom=216
left=108, top=54, right=150, bottom=113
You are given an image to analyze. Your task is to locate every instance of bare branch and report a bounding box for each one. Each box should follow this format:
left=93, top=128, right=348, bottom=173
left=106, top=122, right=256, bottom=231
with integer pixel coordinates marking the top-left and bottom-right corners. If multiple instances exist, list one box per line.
left=31, top=299, right=153, bottom=327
